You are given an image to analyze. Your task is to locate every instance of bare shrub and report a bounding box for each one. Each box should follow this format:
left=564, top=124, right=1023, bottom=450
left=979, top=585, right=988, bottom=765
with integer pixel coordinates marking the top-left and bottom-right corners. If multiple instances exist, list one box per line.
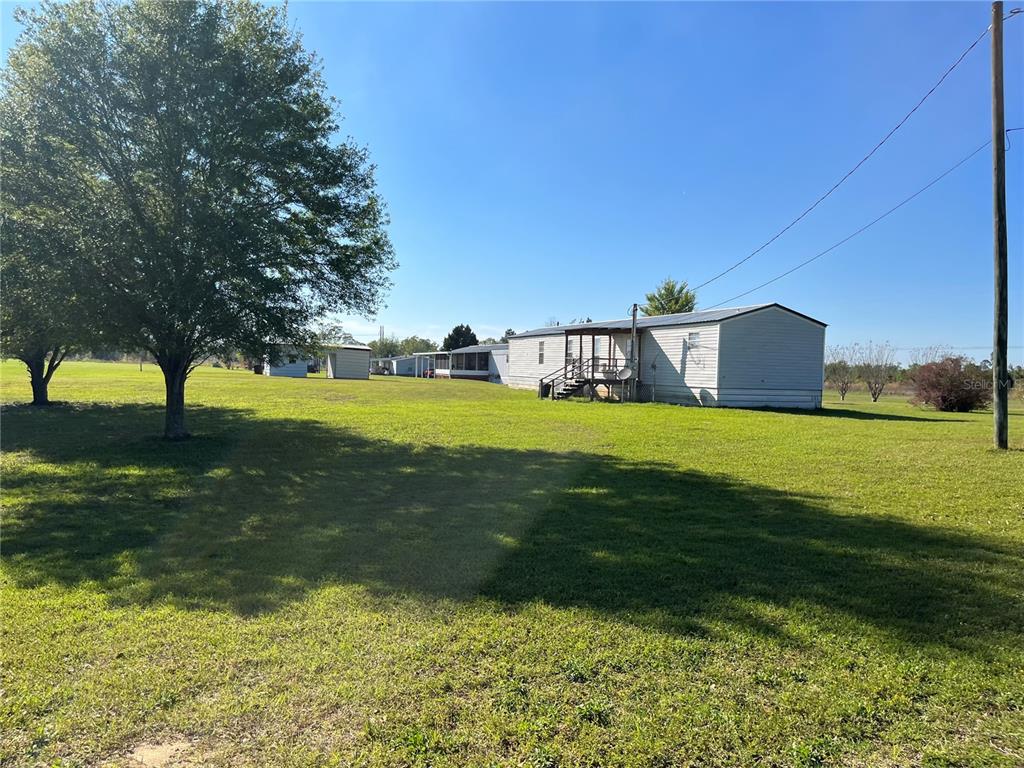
left=825, top=346, right=855, bottom=401
left=853, top=341, right=896, bottom=402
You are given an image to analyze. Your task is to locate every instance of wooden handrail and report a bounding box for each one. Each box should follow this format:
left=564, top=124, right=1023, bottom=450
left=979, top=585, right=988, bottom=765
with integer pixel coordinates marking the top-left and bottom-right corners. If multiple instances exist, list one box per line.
left=538, top=356, right=631, bottom=398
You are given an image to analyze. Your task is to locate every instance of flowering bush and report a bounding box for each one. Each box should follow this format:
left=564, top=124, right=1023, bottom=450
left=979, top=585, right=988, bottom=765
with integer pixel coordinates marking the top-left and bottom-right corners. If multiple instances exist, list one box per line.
left=911, top=357, right=992, bottom=412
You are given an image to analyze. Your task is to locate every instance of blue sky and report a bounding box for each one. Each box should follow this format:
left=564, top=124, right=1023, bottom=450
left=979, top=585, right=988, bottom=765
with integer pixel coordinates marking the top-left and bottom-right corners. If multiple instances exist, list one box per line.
left=3, top=2, right=1021, bottom=361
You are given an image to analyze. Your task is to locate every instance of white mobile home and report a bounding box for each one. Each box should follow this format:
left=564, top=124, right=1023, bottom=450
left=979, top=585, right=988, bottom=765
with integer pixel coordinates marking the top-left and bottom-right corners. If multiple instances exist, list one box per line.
left=434, top=343, right=508, bottom=383
left=412, top=344, right=509, bottom=383
left=325, top=344, right=372, bottom=380
left=506, top=304, right=826, bottom=409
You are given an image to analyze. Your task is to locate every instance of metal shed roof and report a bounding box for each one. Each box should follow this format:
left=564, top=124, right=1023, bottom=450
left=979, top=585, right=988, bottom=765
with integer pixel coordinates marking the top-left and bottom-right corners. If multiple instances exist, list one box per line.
left=511, top=303, right=825, bottom=338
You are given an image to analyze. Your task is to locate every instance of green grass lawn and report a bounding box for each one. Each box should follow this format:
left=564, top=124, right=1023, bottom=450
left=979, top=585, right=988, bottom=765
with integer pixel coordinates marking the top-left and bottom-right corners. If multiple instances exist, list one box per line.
left=2, top=361, right=1022, bottom=767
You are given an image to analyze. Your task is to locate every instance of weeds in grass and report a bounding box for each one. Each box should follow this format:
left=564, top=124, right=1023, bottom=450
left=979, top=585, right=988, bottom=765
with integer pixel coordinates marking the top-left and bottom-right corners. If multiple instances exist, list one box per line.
left=2, top=363, right=1022, bottom=767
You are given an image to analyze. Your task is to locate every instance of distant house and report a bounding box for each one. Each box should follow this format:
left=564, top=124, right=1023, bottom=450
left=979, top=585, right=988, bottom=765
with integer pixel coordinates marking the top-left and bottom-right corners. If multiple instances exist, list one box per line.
left=414, top=344, right=508, bottom=383
left=325, top=344, right=372, bottom=380
left=371, top=355, right=417, bottom=376
left=506, top=303, right=826, bottom=408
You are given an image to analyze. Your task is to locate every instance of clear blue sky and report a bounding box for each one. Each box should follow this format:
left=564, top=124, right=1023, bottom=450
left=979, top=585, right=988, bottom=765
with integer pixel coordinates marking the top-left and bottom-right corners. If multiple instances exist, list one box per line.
left=3, top=2, right=1021, bottom=361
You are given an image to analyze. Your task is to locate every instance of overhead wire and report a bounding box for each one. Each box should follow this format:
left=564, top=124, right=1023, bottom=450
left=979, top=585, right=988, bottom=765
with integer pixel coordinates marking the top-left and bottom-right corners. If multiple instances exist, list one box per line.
left=704, top=130, right=1022, bottom=309
left=690, top=11, right=1021, bottom=293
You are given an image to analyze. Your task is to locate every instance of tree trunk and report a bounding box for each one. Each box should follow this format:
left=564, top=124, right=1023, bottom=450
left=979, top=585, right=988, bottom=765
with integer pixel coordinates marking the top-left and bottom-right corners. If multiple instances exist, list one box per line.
left=21, top=347, right=67, bottom=406
left=26, top=356, right=50, bottom=406
left=160, top=359, right=190, bottom=440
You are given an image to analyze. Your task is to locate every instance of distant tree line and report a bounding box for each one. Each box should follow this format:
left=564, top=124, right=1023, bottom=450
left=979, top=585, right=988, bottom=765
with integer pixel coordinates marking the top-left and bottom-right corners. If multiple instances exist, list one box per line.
left=826, top=343, right=1019, bottom=411
left=367, top=325, right=518, bottom=358
left=369, top=335, right=440, bottom=359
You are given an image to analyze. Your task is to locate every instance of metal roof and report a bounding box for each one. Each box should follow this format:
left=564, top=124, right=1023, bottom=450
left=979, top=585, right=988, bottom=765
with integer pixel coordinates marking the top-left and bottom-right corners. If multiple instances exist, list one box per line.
left=449, top=343, right=509, bottom=354
left=323, top=343, right=372, bottom=351
left=511, top=303, right=825, bottom=338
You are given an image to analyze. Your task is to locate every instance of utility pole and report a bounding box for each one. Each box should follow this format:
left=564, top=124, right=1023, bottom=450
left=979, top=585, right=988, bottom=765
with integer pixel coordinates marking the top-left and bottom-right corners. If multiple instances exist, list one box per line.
left=629, top=302, right=638, bottom=401
left=992, top=1, right=1009, bottom=449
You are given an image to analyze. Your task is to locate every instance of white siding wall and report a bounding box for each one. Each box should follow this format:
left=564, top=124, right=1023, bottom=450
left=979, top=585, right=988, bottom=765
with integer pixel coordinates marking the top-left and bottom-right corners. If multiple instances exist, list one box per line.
left=506, top=333, right=567, bottom=389
left=265, top=359, right=309, bottom=378
left=716, top=307, right=825, bottom=408
left=639, top=323, right=721, bottom=405
left=329, top=348, right=370, bottom=380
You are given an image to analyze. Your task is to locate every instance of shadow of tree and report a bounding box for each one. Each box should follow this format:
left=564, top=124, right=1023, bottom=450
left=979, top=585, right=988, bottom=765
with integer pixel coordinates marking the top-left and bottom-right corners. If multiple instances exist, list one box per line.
left=481, top=462, right=1021, bottom=649
left=781, top=406, right=969, bottom=423
left=2, top=404, right=1020, bottom=652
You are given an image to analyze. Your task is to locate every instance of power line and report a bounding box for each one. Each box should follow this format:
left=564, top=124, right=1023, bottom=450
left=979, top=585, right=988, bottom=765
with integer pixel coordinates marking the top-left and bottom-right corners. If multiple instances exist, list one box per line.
left=704, top=136, right=1005, bottom=310
left=692, top=14, right=1018, bottom=294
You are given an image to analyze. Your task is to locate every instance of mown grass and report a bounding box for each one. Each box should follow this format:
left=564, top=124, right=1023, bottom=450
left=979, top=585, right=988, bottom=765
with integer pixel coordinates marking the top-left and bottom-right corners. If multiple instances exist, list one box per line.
left=1, top=361, right=1022, bottom=767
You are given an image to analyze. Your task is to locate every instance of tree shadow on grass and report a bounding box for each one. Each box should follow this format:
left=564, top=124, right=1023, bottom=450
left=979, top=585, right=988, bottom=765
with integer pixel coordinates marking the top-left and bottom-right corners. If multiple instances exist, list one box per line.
left=775, top=406, right=971, bottom=423
left=2, top=403, right=1020, bottom=652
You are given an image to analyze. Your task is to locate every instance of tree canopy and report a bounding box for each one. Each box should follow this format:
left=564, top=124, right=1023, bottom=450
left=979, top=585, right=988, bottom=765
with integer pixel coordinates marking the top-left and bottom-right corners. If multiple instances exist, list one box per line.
left=368, top=334, right=437, bottom=358
left=641, top=278, right=697, bottom=316
left=442, top=324, right=478, bottom=351
left=398, top=336, right=437, bottom=355
left=0, top=59, right=101, bottom=404
left=2, top=0, right=395, bottom=436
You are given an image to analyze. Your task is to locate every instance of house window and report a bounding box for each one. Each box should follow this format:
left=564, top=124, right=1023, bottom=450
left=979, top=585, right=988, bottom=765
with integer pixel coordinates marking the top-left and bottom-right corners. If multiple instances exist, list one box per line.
left=685, top=332, right=701, bottom=366
left=538, top=341, right=545, bottom=365
left=287, top=354, right=297, bottom=364
left=478, top=352, right=489, bottom=370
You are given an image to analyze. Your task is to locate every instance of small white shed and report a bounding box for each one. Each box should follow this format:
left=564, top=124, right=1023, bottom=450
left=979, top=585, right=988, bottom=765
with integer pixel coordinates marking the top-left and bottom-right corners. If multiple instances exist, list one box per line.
left=263, top=348, right=313, bottom=378
left=325, top=344, right=372, bottom=380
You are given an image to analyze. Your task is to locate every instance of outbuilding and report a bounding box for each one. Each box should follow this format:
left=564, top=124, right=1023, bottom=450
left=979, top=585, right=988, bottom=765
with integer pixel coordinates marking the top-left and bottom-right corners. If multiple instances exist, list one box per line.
left=263, top=347, right=313, bottom=378
left=371, top=355, right=417, bottom=376
left=506, top=303, right=826, bottom=408
left=325, top=344, right=372, bottom=380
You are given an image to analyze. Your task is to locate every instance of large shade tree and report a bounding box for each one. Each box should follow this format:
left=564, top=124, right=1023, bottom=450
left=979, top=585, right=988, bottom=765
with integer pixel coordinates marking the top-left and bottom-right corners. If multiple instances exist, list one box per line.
left=0, top=76, right=98, bottom=405
left=0, top=220, right=82, bottom=406
left=4, top=0, right=395, bottom=437
left=641, top=278, right=697, bottom=316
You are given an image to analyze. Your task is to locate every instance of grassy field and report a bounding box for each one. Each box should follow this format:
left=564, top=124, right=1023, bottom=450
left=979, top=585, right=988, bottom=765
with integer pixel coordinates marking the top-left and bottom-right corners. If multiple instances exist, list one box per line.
left=2, top=361, right=1022, bottom=768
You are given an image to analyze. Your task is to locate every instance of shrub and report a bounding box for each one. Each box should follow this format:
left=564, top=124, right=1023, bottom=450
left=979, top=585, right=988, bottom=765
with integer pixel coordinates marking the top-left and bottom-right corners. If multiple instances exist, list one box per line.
left=911, top=357, right=992, bottom=412
left=825, top=346, right=854, bottom=401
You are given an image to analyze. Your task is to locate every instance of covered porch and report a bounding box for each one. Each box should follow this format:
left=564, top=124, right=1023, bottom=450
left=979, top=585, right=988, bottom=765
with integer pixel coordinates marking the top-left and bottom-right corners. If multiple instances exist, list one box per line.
left=540, top=327, right=640, bottom=400
left=413, top=352, right=448, bottom=378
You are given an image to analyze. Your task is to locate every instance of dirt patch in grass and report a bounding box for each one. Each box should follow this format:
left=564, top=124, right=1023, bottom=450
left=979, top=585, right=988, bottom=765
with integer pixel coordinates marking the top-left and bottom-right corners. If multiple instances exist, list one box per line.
left=122, top=738, right=198, bottom=767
